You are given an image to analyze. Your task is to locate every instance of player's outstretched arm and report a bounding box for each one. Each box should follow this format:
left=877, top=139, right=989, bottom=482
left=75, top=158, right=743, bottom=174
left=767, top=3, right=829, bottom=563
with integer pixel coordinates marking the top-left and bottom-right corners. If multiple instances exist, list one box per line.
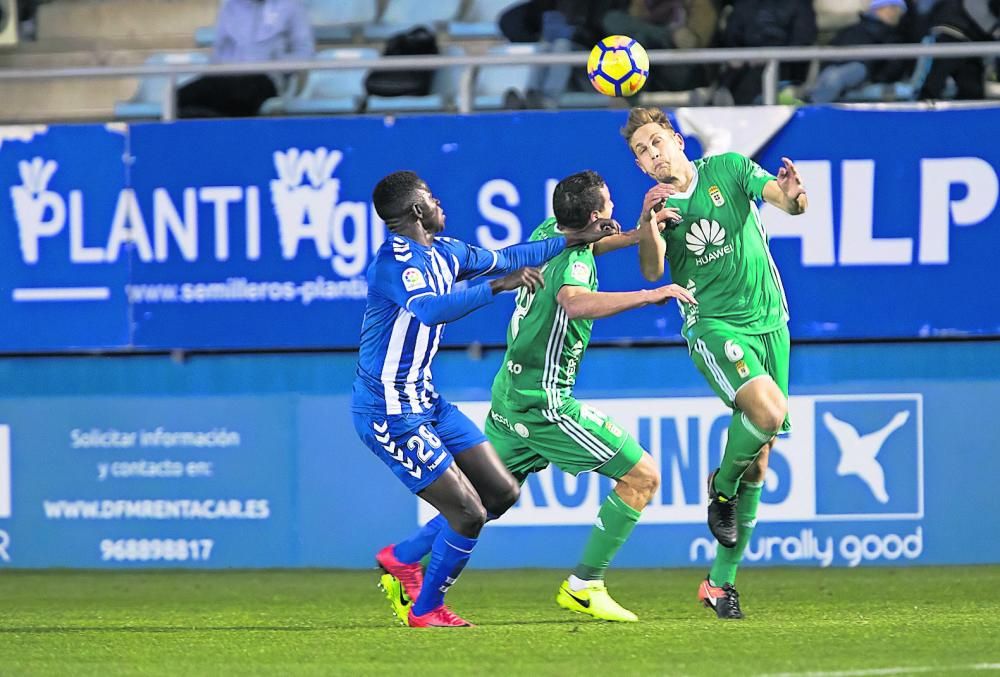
left=406, top=284, right=496, bottom=326
left=557, top=283, right=696, bottom=320
left=485, top=219, right=621, bottom=273
left=565, top=218, right=622, bottom=247
left=592, top=229, right=642, bottom=256
left=763, top=156, right=808, bottom=215
left=594, top=206, right=679, bottom=256
left=406, top=268, right=544, bottom=326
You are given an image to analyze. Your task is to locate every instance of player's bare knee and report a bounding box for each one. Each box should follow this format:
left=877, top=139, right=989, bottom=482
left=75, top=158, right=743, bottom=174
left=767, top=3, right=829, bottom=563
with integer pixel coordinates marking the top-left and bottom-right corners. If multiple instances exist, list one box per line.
left=485, top=479, right=520, bottom=518
left=748, top=399, right=786, bottom=435
left=621, top=456, right=659, bottom=506
left=449, top=495, right=488, bottom=537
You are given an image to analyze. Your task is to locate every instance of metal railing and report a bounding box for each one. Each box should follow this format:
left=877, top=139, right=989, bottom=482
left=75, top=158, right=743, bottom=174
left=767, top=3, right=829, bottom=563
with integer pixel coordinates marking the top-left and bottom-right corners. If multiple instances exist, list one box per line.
left=1, top=41, right=998, bottom=120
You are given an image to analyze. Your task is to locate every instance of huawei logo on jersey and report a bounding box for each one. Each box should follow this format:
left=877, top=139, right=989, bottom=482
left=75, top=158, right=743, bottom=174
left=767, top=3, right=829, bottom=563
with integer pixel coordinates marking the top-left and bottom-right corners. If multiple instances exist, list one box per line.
left=686, top=219, right=734, bottom=266
left=685, top=219, right=725, bottom=255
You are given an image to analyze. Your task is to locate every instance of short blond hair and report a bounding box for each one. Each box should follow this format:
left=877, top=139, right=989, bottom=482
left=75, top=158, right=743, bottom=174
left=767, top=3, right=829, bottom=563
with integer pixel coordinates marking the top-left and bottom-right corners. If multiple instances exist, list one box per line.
left=620, top=107, right=675, bottom=146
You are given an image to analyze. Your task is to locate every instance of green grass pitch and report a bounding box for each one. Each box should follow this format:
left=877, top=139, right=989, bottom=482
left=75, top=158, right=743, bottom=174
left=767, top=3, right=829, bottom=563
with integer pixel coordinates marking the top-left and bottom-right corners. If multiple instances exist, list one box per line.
left=1, top=566, right=998, bottom=676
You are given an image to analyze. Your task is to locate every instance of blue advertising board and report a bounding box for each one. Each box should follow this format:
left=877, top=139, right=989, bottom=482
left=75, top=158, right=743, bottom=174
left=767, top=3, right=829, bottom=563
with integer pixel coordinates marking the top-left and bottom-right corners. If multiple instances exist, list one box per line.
left=0, top=341, right=997, bottom=568
left=1, top=107, right=997, bottom=351
left=0, top=125, right=132, bottom=350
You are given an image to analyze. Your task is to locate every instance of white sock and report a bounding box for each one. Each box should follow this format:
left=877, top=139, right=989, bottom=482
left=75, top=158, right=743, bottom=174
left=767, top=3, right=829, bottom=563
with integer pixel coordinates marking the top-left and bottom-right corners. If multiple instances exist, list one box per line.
left=567, top=574, right=592, bottom=592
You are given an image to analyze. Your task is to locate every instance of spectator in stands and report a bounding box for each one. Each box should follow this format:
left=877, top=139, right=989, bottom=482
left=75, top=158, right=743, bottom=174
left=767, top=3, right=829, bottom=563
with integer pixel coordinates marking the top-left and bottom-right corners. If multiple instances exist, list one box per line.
left=920, top=0, right=1000, bottom=100
left=715, top=0, right=817, bottom=105
left=499, top=0, right=627, bottom=108
left=601, top=0, right=720, bottom=91
left=3, top=0, right=40, bottom=40
left=177, top=0, right=315, bottom=118
left=17, top=0, right=36, bottom=40
left=807, top=0, right=911, bottom=103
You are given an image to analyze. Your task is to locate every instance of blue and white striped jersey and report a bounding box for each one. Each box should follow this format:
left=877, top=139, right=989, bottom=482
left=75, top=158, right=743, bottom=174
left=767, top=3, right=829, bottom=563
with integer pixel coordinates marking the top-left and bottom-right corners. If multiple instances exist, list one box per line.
left=351, top=233, right=565, bottom=415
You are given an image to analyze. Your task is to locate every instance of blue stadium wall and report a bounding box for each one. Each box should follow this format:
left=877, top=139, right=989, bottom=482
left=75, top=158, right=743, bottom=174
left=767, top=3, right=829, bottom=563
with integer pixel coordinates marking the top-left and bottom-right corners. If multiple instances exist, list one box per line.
left=0, top=106, right=997, bottom=569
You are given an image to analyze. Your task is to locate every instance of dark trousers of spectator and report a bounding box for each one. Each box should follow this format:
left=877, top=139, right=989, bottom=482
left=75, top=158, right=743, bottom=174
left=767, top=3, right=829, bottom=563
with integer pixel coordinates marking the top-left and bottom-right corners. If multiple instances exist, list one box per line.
left=920, top=35, right=985, bottom=100
left=177, top=74, right=277, bottom=118
left=602, top=11, right=710, bottom=91
left=718, top=65, right=767, bottom=105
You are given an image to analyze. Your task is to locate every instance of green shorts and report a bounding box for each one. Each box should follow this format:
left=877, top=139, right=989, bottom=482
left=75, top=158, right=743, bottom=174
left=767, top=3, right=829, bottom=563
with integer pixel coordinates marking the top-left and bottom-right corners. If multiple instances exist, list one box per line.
left=485, top=397, right=645, bottom=480
left=688, top=324, right=792, bottom=433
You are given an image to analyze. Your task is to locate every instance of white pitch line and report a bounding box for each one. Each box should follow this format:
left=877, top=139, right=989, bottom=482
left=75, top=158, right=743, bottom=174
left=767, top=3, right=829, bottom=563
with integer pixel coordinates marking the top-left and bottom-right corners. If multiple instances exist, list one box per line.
left=12, top=287, right=110, bottom=302
left=758, top=663, right=1000, bottom=677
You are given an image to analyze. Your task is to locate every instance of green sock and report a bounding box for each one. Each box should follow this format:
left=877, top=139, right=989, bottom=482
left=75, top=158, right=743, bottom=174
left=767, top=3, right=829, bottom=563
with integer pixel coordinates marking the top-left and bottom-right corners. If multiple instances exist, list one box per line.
left=710, top=480, right=763, bottom=585
left=572, top=489, right=642, bottom=581
left=715, top=411, right=773, bottom=497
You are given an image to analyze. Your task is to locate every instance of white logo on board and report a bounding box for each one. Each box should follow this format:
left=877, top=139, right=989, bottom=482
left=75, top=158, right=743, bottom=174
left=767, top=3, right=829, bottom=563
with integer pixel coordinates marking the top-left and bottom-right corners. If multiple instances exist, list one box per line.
left=822, top=410, right=911, bottom=504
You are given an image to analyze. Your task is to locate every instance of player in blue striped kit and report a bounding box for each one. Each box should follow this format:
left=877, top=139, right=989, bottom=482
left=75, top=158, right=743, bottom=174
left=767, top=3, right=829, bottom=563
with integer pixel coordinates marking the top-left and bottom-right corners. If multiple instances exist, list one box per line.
left=352, top=170, right=618, bottom=628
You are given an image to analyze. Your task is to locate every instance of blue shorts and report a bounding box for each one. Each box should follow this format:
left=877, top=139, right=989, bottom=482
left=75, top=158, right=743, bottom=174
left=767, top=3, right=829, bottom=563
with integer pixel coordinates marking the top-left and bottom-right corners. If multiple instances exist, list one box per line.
left=352, top=397, right=487, bottom=494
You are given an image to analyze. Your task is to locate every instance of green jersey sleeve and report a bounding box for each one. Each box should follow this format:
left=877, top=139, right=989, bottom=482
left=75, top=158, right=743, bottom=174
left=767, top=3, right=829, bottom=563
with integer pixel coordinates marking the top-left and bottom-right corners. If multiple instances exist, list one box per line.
left=723, top=152, right=776, bottom=201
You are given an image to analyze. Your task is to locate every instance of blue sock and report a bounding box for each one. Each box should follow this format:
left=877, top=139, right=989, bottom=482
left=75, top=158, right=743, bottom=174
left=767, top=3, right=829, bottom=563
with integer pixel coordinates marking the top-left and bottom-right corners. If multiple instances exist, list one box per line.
left=411, top=524, right=478, bottom=616
left=393, top=514, right=446, bottom=564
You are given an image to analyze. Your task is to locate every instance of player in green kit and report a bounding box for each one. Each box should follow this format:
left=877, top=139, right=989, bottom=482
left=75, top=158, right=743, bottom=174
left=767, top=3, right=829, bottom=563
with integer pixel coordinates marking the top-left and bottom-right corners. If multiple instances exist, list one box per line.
left=486, top=170, right=696, bottom=622
left=621, top=107, right=808, bottom=619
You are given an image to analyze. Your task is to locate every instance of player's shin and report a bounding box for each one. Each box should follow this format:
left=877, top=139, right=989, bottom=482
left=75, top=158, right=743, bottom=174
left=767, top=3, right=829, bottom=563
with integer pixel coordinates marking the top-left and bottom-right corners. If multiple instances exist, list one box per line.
left=715, top=412, right=774, bottom=497
left=572, top=490, right=641, bottom=582
left=393, top=514, right=446, bottom=563
left=710, top=479, right=763, bottom=585
left=411, top=524, right=478, bottom=616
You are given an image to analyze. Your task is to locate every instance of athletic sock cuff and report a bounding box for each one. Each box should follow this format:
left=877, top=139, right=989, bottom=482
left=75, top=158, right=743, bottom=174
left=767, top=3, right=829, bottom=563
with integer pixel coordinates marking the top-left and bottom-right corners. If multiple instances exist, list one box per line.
left=440, top=524, right=478, bottom=551
left=608, top=491, right=642, bottom=521
left=739, top=480, right=764, bottom=489
left=740, top=411, right=776, bottom=443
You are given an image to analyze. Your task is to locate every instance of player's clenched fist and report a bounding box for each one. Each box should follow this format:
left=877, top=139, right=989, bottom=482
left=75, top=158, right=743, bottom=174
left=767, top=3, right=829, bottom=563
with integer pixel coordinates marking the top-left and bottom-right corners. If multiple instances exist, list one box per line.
left=647, top=283, right=697, bottom=306
left=490, top=267, right=545, bottom=294
left=639, top=183, right=680, bottom=230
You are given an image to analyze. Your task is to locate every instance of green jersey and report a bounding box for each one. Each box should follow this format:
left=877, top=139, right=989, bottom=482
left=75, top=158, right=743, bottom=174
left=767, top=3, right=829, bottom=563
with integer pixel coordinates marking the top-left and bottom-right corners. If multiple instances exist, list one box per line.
left=661, top=152, right=789, bottom=340
left=491, top=218, right=596, bottom=412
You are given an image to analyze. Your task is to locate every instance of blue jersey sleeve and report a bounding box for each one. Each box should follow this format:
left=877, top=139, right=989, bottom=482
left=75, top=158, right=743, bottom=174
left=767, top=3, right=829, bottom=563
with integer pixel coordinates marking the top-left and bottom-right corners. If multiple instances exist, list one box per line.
left=440, top=237, right=567, bottom=281
left=372, top=251, right=495, bottom=326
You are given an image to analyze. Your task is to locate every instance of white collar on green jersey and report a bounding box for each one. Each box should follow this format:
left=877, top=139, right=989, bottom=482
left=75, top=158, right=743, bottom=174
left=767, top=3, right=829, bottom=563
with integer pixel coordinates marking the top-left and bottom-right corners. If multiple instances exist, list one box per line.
left=669, top=163, right=699, bottom=200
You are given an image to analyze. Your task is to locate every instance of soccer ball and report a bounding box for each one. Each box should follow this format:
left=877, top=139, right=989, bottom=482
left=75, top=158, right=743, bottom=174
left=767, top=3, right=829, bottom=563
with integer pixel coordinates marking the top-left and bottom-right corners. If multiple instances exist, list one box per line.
left=587, top=35, right=649, bottom=97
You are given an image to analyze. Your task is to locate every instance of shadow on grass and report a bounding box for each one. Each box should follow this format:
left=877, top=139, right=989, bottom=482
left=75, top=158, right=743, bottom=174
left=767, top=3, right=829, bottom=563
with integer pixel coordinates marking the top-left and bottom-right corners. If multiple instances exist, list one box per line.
left=0, top=624, right=390, bottom=633
left=0, top=617, right=590, bottom=633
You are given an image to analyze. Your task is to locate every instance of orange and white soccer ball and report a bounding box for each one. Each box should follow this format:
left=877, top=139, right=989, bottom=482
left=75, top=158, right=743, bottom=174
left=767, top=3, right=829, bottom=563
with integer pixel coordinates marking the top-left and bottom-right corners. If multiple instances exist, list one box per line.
left=587, top=35, right=649, bottom=97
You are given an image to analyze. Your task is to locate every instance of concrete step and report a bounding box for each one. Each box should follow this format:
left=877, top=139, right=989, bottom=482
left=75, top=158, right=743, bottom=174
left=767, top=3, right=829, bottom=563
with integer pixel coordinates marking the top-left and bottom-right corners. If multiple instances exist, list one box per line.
left=0, top=77, right=138, bottom=122
left=37, top=0, right=217, bottom=42
left=0, top=44, right=209, bottom=68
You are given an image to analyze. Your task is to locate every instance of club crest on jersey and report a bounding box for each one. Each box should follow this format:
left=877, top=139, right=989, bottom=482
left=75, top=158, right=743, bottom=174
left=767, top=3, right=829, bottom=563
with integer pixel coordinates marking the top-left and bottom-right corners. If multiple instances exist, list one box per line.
left=401, top=267, right=426, bottom=291
left=708, top=185, right=725, bottom=207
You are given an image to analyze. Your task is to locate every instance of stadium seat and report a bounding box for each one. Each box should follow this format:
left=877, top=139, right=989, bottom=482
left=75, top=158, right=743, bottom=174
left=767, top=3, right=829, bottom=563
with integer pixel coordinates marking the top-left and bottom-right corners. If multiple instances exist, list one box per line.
left=473, top=43, right=539, bottom=110
left=307, top=0, right=377, bottom=42
left=260, top=48, right=377, bottom=115
left=365, top=45, right=467, bottom=114
left=194, top=25, right=216, bottom=48
left=362, top=0, right=462, bottom=41
left=114, top=52, right=209, bottom=119
left=193, top=0, right=222, bottom=47
left=447, top=0, right=521, bottom=39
